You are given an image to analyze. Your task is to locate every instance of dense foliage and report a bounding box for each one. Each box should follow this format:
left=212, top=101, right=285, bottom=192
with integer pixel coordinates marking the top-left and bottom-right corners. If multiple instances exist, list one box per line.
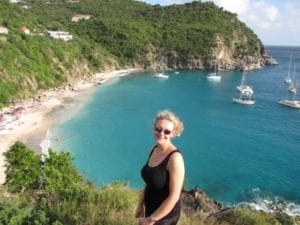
left=3, top=141, right=84, bottom=192
left=0, top=0, right=262, bottom=108
left=0, top=142, right=299, bottom=225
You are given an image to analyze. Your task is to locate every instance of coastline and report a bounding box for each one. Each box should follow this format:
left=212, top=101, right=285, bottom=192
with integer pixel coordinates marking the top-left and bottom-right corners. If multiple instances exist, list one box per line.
left=0, top=68, right=139, bottom=186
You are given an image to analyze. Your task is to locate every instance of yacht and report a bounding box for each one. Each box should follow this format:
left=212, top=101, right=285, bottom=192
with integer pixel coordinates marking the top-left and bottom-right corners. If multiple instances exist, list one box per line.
left=153, top=72, right=168, bottom=79
left=236, top=71, right=254, bottom=95
left=207, top=63, right=221, bottom=81
left=233, top=94, right=255, bottom=105
left=279, top=100, right=300, bottom=109
left=207, top=72, right=221, bottom=81
left=288, top=86, right=297, bottom=94
left=288, top=65, right=297, bottom=93
left=279, top=78, right=299, bottom=109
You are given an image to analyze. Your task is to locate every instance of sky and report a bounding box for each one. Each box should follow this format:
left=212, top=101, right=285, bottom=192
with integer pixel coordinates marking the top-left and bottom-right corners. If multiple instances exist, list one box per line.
left=138, top=0, right=300, bottom=46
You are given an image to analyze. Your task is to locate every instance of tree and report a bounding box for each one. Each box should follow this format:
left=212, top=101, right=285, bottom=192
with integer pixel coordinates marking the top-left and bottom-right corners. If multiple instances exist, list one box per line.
left=4, top=141, right=41, bottom=192
left=43, top=149, right=84, bottom=191
left=4, top=142, right=84, bottom=193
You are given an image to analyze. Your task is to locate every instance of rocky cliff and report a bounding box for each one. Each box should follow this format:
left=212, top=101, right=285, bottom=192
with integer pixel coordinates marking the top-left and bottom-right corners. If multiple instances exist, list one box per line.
left=141, top=34, right=278, bottom=71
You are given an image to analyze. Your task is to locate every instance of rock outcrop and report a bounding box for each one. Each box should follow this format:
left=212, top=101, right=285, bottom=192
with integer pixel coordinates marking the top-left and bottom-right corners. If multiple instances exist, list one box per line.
left=181, top=186, right=226, bottom=218
left=141, top=34, right=278, bottom=71
left=181, top=186, right=239, bottom=223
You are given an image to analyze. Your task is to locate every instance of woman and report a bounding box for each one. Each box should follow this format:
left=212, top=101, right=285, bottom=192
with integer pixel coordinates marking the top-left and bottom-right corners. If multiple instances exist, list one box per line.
left=135, top=110, right=185, bottom=225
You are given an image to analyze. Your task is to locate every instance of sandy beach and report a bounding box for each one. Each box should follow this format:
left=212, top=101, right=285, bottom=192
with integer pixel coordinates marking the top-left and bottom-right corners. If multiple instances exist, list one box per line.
left=0, top=69, right=139, bottom=186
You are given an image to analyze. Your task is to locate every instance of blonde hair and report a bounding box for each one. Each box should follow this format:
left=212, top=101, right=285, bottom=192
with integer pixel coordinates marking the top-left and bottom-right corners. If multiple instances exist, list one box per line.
left=153, top=109, right=184, bottom=137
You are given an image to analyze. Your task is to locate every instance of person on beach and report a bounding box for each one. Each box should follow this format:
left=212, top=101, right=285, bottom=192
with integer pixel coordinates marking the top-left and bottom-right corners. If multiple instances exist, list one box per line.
left=135, top=110, right=185, bottom=225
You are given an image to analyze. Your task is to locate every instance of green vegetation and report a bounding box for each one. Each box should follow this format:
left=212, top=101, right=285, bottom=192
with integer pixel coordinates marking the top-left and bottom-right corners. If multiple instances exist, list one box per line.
left=4, top=141, right=83, bottom=192
left=0, top=2, right=289, bottom=223
left=0, top=0, right=263, bottom=108
left=0, top=141, right=299, bottom=225
left=1, top=141, right=139, bottom=225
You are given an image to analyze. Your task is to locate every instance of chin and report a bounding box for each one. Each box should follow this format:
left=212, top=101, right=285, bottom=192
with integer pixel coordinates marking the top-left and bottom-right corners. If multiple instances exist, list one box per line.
left=156, top=137, right=166, bottom=144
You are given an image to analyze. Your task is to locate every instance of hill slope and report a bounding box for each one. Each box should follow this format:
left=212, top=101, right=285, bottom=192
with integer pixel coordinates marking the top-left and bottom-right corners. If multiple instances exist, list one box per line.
left=0, top=0, right=276, bottom=107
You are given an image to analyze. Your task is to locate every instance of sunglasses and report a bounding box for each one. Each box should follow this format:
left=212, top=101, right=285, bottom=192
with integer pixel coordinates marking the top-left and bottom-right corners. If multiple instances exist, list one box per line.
left=154, top=127, right=172, bottom=135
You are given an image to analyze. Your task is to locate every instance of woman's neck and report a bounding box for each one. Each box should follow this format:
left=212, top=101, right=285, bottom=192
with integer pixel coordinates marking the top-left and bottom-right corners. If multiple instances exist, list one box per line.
left=156, top=142, right=173, bottom=153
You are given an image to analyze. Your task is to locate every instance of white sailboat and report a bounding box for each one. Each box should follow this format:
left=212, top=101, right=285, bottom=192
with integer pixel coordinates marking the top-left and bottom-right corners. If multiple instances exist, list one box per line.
left=289, top=86, right=297, bottom=93
left=153, top=72, right=168, bottom=79
left=236, top=71, right=254, bottom=95
left=288, top=65, right=297, bottom=94
left=284, top=55, right=292, bottom=84
left=279, top=81, right=300, bottom=109
left=207, top=63, right=221, bottom=81
left=279, top=99, right=300, bottom=109
left=233, top=93, right=255, bottom=105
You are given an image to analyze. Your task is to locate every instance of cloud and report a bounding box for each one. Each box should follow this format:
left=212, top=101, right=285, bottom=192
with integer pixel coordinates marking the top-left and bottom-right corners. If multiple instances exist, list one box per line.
left=156, top=0, right=281, bottom=31
left=212, top=0, right=280, bottom=30
left=214, top=0, right=249, bottom=15
left=211, top=0, right=300, bottom=45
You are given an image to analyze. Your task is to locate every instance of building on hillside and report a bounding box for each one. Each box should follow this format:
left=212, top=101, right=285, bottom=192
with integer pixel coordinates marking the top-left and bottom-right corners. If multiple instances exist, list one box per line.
left=72, top=14, right=92, bottom=22
left=9, top=0, right=22, bottom=3
left=20, top=26, right=30, bottom=34
left=0, top=26, right=8, bottom=34
left=21, top=5, right=31, bottom=9
left=47, top=30, right=73, bottom=41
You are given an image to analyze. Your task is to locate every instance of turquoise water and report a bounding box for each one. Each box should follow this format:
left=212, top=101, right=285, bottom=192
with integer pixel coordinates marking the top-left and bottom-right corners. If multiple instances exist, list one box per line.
left=50, top=46, right=300, bottom=215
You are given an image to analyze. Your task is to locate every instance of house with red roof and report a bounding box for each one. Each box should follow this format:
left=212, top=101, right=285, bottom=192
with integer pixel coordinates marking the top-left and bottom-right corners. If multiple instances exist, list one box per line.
left=0, top=26, right=8, bottom=34
left=20, top=26, right=30, bottom=34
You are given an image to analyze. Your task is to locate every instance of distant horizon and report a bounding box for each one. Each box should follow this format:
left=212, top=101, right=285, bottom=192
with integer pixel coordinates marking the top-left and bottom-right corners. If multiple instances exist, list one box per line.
left=265, top=44, right=300, bottom=47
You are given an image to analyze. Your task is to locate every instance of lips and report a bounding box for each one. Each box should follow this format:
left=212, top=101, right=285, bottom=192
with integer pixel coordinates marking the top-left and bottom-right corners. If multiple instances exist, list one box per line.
left=155, top=134, right=167, bottom=141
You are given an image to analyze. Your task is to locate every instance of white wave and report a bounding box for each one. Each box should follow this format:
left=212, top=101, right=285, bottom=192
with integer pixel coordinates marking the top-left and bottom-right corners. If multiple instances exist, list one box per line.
left=237, top=188, right=300, bottom=216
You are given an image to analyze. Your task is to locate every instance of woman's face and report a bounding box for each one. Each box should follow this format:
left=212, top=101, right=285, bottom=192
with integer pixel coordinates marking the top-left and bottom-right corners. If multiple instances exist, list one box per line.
left=153, top=119, right=174, bottom=144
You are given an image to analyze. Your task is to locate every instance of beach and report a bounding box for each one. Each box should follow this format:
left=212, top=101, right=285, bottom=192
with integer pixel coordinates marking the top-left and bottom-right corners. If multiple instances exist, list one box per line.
left=0, top=69, right=138, bottom=186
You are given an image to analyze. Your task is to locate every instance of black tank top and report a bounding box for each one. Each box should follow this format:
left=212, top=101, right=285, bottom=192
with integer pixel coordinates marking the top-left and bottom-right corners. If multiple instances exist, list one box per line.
left=141, top=146, right=181, bottom=221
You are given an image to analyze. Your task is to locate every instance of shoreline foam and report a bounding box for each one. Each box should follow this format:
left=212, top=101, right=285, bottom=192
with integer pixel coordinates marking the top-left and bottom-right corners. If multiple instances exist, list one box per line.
left=0, top=68, right=139, bottom=186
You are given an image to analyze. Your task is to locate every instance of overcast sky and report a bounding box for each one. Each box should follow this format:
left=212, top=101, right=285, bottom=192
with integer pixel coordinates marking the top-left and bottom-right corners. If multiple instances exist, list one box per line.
left=138, top=0, right=300, bottom=46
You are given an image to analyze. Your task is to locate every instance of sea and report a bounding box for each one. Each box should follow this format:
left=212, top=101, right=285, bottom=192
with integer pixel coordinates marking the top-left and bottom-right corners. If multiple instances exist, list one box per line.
left=45, top=46, right=300, bottom=216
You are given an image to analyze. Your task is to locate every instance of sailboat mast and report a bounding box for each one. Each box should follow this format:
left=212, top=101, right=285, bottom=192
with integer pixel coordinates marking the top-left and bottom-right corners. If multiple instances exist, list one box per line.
left=292, top=65, right=296, bottom=86
left=288, top=55, right=292, bottom=78
left=293, top=67, right=297, bottom=101
left=241, top=70, right=246, bottom=85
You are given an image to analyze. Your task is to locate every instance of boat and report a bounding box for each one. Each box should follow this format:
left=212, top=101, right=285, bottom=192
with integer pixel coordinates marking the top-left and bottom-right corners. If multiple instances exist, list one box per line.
left=288, top=65, right=297, bottom=93
left=153, top=72, right=168, bottom=79
left=285, top=77, right=292, bottom=84
left=279, top=100, right=300, bottom=109
left=236, top=71, right=254, bottom=95
left=206, top=63, right=221, bottom=81
left=207, top=72, right=221, bottom=81
left=233, top=94, right=255, bottom=105
left=288, top=86, right=297, bottom=93
left=233, top=98, right=255, bottom=105
left=280, top=76, right=299, bottom=109
left=284, top=55, right=292, bottom=84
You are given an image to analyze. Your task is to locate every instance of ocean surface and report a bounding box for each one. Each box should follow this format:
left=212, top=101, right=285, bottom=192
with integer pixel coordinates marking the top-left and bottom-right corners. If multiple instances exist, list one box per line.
left=47, top=46, right=300, bottom=216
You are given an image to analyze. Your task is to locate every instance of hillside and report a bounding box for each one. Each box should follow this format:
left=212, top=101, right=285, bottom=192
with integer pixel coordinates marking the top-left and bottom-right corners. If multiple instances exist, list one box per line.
left=1, top=141, right=299, bottom=225
left=0, top=0, right=277, bottom=108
